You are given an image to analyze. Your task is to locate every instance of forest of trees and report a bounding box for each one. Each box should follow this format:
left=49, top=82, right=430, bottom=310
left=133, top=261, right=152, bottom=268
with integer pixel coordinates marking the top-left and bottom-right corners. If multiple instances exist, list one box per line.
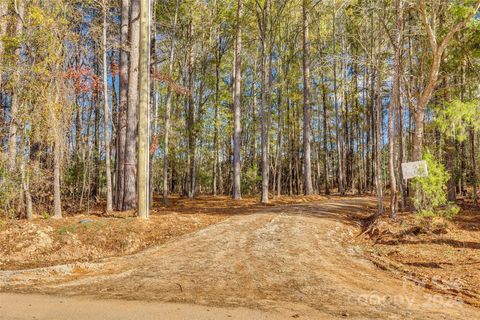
left=1, top=0, right=480, bottom=220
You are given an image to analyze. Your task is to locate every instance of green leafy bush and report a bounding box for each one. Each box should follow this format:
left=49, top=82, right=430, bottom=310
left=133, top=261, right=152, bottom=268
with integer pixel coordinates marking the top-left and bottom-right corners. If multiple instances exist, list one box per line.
left=412, top=152, right=459, bottom=219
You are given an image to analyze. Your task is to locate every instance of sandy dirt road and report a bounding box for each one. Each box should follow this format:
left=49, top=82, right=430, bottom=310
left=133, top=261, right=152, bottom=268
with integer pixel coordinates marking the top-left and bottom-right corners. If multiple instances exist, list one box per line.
left=1, top=198, right=479, bottom=319
left=0, top=293, right=293, bottom=320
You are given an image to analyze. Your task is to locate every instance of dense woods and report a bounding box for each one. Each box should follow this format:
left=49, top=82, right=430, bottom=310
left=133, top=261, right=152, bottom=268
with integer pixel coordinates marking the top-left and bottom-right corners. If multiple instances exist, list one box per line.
left=1, top=0, right=480, bottom=219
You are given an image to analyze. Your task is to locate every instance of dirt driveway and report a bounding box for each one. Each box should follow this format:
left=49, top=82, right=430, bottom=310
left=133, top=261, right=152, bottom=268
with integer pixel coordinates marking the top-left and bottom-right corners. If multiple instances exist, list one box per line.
left=1, top=198, right=479, bottom=319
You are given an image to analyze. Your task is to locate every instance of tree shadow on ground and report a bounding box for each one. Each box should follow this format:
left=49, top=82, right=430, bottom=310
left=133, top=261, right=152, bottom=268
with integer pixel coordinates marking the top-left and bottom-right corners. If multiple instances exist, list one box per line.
left=377, top=238, right=480, bottom=250
left=255, top=197, right=375, bottom=229
left=453, top=204, right=480, bottom=232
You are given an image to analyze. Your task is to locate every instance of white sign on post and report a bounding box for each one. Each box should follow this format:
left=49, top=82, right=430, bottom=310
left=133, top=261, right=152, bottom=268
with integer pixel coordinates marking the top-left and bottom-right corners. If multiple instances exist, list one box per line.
left=401, top=161, right=428, bottom=181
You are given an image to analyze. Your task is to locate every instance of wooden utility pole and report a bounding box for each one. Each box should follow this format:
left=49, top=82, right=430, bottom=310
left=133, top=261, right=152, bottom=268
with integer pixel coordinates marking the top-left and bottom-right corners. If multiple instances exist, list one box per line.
left=138, top=0, right=150, bottom=219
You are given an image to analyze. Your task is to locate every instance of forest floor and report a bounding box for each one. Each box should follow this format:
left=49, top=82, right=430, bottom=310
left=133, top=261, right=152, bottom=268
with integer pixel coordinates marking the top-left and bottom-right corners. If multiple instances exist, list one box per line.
left=0, top=195, right=479, bottom=319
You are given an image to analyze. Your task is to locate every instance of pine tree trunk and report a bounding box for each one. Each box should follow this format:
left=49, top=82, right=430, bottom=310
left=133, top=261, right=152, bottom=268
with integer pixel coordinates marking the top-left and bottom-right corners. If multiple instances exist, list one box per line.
left=276, top=58, right=285, bottom=197
left=398, top=96, right=407, bottom=209
left=388, top=103, right=398, bottom=219
left=186, top=23, right=196, bottom=199
left=321, top=77, right=330, bottom=195
left=0, top=2, right=7, bottom=125
left=374, top=62, right=384, bottom=215
left=8, top=0, right=25, bottom=171
left=471, top=129, right=478, bottom=206
left=302, top=0, right=313, bottom=195
left=123, top=0, right=140, bottom=210
left=259, top=0, right=269, bottom=204
left=252, top=50, right=258, bottom=169
left=162, top=84, right=174, bottom=200
left=20, top=131, right=33, bottom=220
left=287, top=99, right=293, bottom=196
left=149, top=0, right=157, bottom=209
left=163, top=0, right=179, bottom=205
left=102, top=2, right=113, bottom=212
left=213, top=39, right=220, bottom=196
left=53, top=133, right=63, bottom=219
left=369, top=5, right=376, bottom=193
left=93, top=84, right=100, bottom=198
left=388, top=0, right=403, bottom=220
left=446, top=137, right=457, bottom=202
left=232, top=0, right=242, bottom=200
left=333, top=5, right=345, bottom=195
left=115, top=0, right=129, bottom=210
